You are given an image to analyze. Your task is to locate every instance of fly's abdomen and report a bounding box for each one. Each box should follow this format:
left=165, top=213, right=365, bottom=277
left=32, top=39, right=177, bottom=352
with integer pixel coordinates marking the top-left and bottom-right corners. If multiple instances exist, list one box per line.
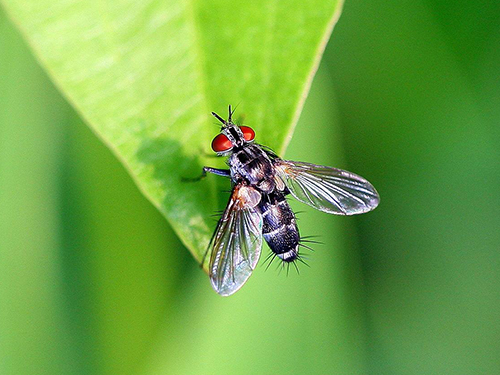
left=258, top=192, right=299, bottom=262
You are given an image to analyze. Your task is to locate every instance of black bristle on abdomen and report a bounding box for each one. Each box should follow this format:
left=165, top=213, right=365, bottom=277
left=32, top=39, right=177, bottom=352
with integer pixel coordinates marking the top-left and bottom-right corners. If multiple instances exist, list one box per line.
left=258, top=192, right=300, bottom=263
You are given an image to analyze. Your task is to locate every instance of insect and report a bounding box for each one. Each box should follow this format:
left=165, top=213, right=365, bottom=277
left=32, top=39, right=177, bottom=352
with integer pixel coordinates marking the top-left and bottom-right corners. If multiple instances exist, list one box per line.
left=196, top=106, right=379, bottom=296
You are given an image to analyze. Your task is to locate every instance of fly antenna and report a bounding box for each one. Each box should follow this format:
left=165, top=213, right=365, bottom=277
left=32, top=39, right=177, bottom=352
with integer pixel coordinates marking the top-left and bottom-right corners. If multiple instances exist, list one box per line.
left=228, top=105, right=234, bottom=123
left=211, top=111, right=226, bottom=125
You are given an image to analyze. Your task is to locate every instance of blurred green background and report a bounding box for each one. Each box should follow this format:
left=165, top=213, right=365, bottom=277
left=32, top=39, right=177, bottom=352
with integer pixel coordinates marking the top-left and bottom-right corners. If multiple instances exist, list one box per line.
left=1, top=0, right=500, bottom=374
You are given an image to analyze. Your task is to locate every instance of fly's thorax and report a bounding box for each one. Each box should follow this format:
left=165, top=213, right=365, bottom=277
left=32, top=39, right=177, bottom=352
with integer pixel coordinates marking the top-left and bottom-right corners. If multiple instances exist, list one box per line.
left=228, top=144, right=276, bottom=193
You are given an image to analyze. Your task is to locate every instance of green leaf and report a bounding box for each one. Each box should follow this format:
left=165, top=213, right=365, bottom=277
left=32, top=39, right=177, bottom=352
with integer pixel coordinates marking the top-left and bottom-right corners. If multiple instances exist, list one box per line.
left=1, top=0, right=343, bottom=261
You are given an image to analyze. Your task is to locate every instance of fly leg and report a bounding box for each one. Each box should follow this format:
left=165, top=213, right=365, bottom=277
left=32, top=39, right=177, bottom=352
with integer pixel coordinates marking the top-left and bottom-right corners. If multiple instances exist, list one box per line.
left=182, top=167, right=231, bottom=182
left=203, top=167, right=231, bottom=178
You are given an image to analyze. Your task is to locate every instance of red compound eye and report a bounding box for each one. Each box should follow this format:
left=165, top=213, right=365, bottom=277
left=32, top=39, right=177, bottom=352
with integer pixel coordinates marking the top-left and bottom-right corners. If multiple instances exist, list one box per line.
left=240, top=126, right=255, bottom=141
left=211, top=133, right=233, bottom=152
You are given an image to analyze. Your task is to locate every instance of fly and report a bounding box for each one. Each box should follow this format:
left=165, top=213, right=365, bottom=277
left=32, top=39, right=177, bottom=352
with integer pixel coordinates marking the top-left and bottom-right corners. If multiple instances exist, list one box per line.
left=195, top=105, right=379, bottom=296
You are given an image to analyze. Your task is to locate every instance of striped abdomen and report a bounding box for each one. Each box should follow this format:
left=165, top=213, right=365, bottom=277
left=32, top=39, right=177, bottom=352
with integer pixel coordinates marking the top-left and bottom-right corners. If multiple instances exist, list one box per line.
left=258, top=192, right=299, bottom=262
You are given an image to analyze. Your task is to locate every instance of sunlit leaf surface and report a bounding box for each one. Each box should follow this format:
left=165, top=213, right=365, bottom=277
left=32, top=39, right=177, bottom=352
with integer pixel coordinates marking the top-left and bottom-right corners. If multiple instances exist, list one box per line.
left=1, top=0, right=343, bottom=260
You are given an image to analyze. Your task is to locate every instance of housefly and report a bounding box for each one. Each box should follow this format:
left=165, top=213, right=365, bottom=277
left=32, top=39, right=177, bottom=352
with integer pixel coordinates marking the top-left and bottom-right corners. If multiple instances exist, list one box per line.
left=195, top=106, right=379, bottom=296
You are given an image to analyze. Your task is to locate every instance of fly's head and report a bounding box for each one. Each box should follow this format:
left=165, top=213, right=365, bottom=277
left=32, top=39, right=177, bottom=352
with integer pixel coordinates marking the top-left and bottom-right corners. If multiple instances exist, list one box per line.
left=211, top=105, right=255, bottom=156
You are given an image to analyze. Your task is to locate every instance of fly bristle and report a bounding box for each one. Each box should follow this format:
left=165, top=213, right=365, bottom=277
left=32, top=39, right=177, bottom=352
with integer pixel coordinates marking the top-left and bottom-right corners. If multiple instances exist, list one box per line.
left=210, top=210, right=225, bottom=219
left=300, top=235, right=323, bottom=246
left=298, top=243, right=315, bottom=252
left=263, top=249, right=310, bottom=276
left=292, top=211, right=306, bottom=221
left=301, top=235, right=322, bottom=240
left=301, top=239, right=323, bottom=245
left=279, top=254, right=305, bottom=276
left=296, top=255, right=310, bottom=268
left=209, top=210, right=225, bottom=223
left=277, top=260, right=287, bottom=275
left=262, top=252, right=279, bottom=271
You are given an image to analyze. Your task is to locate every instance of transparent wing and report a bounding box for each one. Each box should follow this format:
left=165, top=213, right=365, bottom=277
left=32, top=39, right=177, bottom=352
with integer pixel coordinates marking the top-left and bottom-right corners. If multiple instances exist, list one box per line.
left=274, top=160, right=380, bottom=215
left=208, top=184, right=263, bottom=296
